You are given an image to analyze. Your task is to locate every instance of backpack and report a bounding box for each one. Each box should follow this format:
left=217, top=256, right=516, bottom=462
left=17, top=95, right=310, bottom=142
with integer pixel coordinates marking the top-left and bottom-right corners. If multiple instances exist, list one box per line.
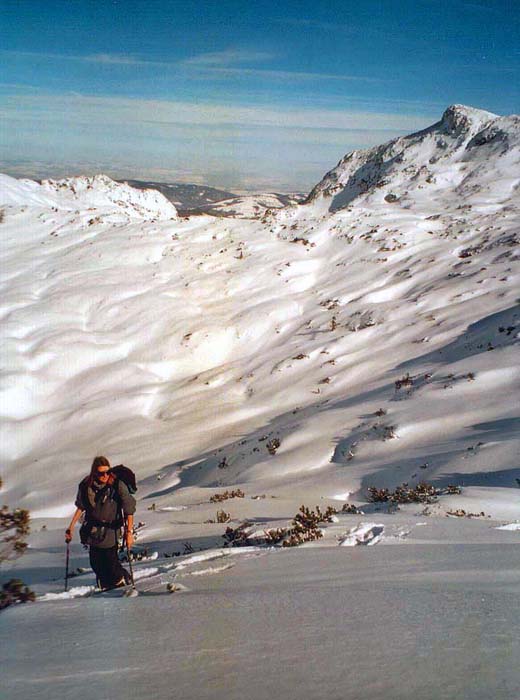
left=111, top=464, right=138, bottom=494
left=79, top=465, right=137, bottom=499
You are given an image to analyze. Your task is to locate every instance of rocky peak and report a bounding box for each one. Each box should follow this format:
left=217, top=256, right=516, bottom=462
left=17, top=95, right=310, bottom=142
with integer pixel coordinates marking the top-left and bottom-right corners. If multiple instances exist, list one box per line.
left=439, top=104, right=497, bottom=136
left=300, top=104, right=514, bottom=213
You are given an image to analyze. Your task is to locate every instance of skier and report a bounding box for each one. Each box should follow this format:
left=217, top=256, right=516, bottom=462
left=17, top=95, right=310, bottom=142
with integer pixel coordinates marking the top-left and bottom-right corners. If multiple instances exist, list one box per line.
left=65, top=456, right=136, bottom=590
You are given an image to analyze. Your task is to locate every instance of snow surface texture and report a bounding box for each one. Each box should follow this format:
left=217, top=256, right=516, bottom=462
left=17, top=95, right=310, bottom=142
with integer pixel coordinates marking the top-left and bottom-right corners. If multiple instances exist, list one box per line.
left=4, top=534, right=520, bottom=700
left=1, top=104, right=520, bottom=699
left=1, top=104, right=518, bottom=519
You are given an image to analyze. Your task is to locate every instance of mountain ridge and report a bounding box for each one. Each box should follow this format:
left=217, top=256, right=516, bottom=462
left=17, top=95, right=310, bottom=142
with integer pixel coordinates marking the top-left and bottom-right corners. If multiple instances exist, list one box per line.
left=302, top=104, right=518, bottom=213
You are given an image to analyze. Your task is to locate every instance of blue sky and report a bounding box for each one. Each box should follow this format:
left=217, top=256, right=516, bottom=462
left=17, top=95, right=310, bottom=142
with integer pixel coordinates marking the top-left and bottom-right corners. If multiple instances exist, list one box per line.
left=1, top=0, right=518, bottom=191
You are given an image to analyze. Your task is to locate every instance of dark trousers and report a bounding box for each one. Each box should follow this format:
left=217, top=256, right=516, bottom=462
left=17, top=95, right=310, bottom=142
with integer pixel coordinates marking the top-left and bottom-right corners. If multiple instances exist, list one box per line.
left=89, top=545, right=130, bottom=589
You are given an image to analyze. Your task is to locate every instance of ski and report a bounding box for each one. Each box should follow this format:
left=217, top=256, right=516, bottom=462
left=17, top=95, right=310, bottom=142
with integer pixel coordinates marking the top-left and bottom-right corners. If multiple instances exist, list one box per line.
left=92, top=580, right=188, bottom=597
left=39, top=566, right=188, bottom=602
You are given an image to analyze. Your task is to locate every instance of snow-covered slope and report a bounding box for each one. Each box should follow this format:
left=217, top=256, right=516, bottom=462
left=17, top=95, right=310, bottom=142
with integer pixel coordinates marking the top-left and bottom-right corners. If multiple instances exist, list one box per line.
left=0, top=105, right=518, bottom=526
left=2, top=103, right=520, bottom=700
left=303, top=105, right=519, bottom=213
left=195, top=192, right=305, bottom=219
left=0, top=173, right=178, bottom=219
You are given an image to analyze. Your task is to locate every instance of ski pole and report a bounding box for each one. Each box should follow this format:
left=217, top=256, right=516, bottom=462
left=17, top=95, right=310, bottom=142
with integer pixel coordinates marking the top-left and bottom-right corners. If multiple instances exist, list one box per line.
left=65, top=541, right=70, bottom=592
left=126, top=543, right=135, bottom=589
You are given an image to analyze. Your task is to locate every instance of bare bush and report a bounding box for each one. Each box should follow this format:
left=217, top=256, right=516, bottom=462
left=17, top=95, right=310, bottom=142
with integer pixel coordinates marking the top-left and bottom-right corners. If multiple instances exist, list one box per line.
left=266, top=438, right=281, bottom=455
left=341, top=503, right=364, bottom=514
left=0, top=579, right=35, bottom=610
left=223, top=505, right=338, bottom=548
left=1, top=479, right=30, bottom=563
left=368, top=482, right=462, bottom=505
left=395, top=374, right=413, bottom=390
left=210, top=489, right=245, bottom=503
left=0, top=478, right=34, bottom=610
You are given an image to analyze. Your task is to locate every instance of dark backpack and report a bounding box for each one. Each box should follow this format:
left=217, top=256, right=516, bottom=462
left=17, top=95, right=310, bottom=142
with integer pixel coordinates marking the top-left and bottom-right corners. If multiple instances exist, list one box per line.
left=111, top=464, right=138, bottom=494
left=78, top=465, right=137, bottom=516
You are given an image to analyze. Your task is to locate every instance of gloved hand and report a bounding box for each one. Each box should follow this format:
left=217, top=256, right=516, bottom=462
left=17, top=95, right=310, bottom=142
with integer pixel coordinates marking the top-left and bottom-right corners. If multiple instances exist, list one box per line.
left=65, top=528, right=73, bottom=543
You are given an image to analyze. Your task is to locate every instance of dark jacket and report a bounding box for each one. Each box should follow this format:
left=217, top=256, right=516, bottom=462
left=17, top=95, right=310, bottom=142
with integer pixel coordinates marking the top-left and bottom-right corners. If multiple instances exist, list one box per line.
left=75, top=476, right=136, bottom=549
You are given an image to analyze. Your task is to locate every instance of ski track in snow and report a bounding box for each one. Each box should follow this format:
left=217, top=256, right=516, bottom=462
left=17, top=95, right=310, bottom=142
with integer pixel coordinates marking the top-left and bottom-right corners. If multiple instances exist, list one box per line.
left=179, top=563, right=235, bottom=576
left=495, top=522, right=520, bottom=531
left=38, top=585, right=95, bottom=601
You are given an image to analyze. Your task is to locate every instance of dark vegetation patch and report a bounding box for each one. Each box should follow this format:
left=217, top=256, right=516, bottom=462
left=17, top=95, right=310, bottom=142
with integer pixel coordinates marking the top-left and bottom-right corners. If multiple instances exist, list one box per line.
left=223, top=504, right=338, bottom=548
left=209, top=489, right=245, bottom=503
left=367, top=481, right=461, bottom=504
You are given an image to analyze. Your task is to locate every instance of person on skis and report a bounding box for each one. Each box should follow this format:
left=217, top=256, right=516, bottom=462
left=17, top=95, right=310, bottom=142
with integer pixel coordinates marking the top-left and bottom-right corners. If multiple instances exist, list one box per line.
left=65, top=456, right=136, bottom=590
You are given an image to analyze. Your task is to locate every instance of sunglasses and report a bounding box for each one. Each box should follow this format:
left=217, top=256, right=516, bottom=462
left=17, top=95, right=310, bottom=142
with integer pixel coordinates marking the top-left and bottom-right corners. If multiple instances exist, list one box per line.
left=96, top=469, right=111, bottom=477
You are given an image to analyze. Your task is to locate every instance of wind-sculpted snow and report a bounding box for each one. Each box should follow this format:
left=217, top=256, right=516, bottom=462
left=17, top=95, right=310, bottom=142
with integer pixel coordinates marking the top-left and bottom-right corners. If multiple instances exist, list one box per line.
left=0, top=104, right=518, bottom=528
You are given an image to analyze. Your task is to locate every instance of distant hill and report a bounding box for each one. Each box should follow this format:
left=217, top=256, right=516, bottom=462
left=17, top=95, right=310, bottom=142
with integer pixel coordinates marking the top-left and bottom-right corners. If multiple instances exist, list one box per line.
left=120, top=180, right=238, bottom=215
left=121, top=179, right=305, bottom=218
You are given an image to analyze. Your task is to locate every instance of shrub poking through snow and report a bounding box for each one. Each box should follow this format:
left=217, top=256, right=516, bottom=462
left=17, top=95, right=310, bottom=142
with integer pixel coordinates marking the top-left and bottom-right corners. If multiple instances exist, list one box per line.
left=341, top=503, right=364, bottom=514
left=0, top=505, right=30, bottom=560
left=223, top=505, right=337, bottom=548
left=382, top=425, right=398, bottom=440
left=266, top=438, right=281, bottom=455
left=446, top=509, right=487, bottom=518
left=282, top=505, right=337, bottom=547
left=367, top=482, right=462, bottom=505
left=222, top=521, right=255, bottom=546
left=282, top=526, right=323, bottom=547
left=216, top=510, right=231, bottom=523
left=264, top=528, right=289, bottom=545
left=293, top=504, right=337, bottom=529
left=0, top=579, right=36, bottom=611
left=210, top=489, right=245, bottom=503
left=395, top=373, right=413, bottom=390
left=0, top=479, right=31, bottom=563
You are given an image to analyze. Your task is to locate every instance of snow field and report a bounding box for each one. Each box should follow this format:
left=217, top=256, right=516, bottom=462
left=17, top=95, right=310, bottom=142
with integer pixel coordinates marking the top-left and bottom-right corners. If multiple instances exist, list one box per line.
left=1, top=108, right=519, bottom=680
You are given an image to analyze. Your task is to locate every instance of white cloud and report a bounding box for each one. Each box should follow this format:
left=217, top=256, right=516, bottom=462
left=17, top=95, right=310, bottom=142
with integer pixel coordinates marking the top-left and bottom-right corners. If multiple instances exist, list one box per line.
left=84, top=53, right=153, bottom=66
left=181, top=49, right=277, bottom=67
left=1, top=93, right=433, bottom=131
left=2, top=49, right=383, bottom=84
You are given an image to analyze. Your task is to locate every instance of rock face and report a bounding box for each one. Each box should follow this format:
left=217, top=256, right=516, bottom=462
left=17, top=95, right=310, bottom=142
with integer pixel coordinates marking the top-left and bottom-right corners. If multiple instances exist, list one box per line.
left=304, top=105, right=519, bottom=212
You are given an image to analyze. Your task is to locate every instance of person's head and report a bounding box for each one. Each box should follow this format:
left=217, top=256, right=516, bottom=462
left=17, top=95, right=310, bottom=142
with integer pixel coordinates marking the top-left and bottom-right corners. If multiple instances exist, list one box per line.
left=89, top=456, right=112, bottom=485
